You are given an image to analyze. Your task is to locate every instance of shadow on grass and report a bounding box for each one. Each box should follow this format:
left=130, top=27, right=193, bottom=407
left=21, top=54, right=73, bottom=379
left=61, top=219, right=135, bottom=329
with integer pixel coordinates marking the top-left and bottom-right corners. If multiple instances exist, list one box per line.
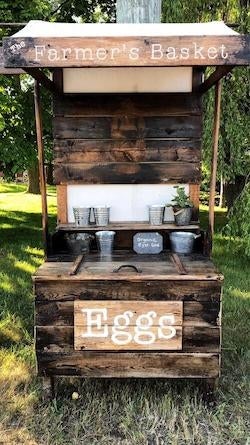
left=0, top=208, right=57, bottom=345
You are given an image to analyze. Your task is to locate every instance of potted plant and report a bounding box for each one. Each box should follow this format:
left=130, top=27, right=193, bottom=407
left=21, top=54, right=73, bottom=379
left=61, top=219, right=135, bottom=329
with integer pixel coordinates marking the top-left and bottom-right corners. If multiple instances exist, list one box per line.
left=171, top=186, right=194, bottom=225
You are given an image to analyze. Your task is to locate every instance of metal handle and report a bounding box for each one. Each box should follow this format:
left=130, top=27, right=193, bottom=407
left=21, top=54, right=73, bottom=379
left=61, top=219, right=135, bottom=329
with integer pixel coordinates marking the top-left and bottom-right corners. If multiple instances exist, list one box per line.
left=113, top=264, right=142, bottom=273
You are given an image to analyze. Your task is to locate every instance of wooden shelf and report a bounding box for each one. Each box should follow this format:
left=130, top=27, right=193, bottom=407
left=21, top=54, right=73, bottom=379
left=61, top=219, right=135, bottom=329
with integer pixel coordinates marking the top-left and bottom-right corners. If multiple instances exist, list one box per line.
left=57, top=222, right=200, bottom=232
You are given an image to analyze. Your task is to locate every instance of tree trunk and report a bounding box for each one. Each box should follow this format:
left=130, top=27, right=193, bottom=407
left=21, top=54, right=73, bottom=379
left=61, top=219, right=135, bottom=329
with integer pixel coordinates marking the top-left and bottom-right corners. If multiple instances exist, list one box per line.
left=27, top=160, right=40, bottom=194
left=116, top=0, right=162, bottom=22
left=46, top=162, right=54, bottom=185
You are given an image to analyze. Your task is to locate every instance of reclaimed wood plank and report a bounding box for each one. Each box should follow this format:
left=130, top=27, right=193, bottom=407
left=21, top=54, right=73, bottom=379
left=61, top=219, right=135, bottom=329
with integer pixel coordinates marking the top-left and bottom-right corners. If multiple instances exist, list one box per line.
left=3, top=36, right=249, bottom=67
left=54, top=161, right=201, bottom=184
left=56, top=185, right=68, bottom=224
left=36, top=300, right=221, bottom=327
left=34, top=279, right=222, bottom=301
left=74, top=300, right=183, bottom=325
left=37, top=352, right=220, bottom=378
left=35, top=325, right=220, bottom=353
left=53, top=116, right=201, bottom=139
left=74, top=326, right=183, bottom=351
left=53, top=93, right=202, bottom=117
left=54, top=139, right=201, bottom=163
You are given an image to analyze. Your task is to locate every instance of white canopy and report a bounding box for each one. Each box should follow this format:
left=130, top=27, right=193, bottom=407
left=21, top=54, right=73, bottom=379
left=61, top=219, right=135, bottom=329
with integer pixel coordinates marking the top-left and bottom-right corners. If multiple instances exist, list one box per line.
left=13, top=20, right=238, bottom=38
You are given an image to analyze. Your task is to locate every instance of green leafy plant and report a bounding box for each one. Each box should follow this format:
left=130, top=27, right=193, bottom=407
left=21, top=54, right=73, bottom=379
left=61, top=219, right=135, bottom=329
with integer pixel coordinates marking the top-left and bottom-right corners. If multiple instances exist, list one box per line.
left=171, top=186, right=194, bottom=209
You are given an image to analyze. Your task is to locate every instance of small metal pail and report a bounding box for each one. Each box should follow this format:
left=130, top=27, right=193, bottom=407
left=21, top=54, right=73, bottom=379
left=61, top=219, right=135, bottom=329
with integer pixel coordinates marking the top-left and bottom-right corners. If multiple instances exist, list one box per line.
left=148, top=205, right=165, bottom=225
left=94, top=207, right=110, bottom=226
left=95, top=230, right=115, bottom=254
left=169, top=231, right=200, bottom=254
left=73, top=207, right=91, bottom=226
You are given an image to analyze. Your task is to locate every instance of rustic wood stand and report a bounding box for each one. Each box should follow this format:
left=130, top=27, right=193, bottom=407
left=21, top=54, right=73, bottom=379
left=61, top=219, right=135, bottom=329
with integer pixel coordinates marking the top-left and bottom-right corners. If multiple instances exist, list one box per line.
left=1, top=20, right=249, bottom=398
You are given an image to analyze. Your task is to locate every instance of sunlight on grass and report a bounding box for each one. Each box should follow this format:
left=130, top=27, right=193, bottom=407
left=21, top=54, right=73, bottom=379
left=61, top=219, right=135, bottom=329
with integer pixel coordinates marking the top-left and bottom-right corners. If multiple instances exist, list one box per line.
left=0, top=182, right=249, bottom=444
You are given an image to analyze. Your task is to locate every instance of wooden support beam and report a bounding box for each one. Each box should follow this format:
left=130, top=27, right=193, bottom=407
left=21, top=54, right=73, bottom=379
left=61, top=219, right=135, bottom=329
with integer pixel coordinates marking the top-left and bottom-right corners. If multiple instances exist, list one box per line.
left=199, top=66, right=234, bottom=94
left=34, top=80, right=49, bottom=257
left=25, top=68, right=58, bottom=94
left=208, top=81, right=222, bottom=254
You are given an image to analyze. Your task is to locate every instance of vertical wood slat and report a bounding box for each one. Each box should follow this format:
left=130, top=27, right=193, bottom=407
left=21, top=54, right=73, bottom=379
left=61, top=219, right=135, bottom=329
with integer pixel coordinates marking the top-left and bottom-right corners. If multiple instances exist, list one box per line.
left=34, top=80, right=49, bottom=257
left=208, top=81, right=222, bottom=252
left=189, top=184, right=200, bottom=221
left=57, top=185, right=68, bottom=224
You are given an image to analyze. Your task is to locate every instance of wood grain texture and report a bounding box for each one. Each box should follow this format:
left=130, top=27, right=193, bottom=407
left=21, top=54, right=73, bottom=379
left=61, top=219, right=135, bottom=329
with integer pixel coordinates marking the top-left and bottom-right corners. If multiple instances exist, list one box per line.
left=53, top=116, right=202, bottom=139
left=54, top=161, right=201, bottom=184
left=56, top=185, right=68, bottom=224
left=36, top=325, right=219, bottom=353
left=36, top=300, right=221, bottom=327
left=34, top=278, right=222, bottom=302
left=74, top=300, right=183, bottom=325
left=54, top=139, right=201, bottom=163
left=53, top=94, right=202, bottom=117
left=3, top=36, right=249, bottom=67
left=36, top=350, right=220, bottom=378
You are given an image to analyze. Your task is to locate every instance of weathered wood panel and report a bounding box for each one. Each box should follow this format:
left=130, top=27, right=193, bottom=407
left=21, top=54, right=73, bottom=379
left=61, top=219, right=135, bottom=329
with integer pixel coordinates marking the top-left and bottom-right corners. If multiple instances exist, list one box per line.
left=74, top=300, right=183, bottom=325
left=37, top=351, right=220, bottom=378
left=35, top=325, right=220, bottom=353
left=53, top=116, right=202, bottom=139
left=36, top=300, right=220, bottom=327
left=56, top=185, right=67, bottom=224
left=54, top=161, right=200, bottom=184
left=54, top=139, right=201, bottom=163
left=34, top=280, right=222, bottom=302
left=74, top=327, right=183, bottom=351
left=53, top=94, right=202, bottom=117
left=3, top=36, right=249, bottom=67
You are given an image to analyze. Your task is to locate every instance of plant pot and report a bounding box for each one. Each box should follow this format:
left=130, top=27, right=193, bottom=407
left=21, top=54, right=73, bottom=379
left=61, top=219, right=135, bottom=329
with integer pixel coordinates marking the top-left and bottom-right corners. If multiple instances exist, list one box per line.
left=173, top=206, right=193, bottom=226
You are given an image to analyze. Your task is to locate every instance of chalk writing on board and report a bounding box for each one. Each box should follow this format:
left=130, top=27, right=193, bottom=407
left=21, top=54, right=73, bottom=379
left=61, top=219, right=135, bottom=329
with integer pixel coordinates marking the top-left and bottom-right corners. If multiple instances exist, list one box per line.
left=133, top=232, right=163, bottom=254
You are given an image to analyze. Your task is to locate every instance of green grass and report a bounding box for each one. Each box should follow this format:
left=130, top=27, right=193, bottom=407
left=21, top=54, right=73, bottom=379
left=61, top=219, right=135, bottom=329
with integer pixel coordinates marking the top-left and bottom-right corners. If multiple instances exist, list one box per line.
left=0, top=183, right=249, bottom=444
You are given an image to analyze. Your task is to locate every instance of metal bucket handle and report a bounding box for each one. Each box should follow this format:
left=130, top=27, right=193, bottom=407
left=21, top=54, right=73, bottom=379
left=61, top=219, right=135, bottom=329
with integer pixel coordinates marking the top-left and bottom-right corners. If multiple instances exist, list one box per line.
left=113, top=264, right=142, bottom=273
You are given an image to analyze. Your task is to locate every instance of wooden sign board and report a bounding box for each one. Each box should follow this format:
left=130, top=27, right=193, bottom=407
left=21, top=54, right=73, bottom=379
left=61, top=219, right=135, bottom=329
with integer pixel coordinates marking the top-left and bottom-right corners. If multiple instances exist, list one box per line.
left=74, top=300, right=183, bottom=351
left=3, top=36, right=250, bottom=68
left=133, top=232, right=163, bottom=254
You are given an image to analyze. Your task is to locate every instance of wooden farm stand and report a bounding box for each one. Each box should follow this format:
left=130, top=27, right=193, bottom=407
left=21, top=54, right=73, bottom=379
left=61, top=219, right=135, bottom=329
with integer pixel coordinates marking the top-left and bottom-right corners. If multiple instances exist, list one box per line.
left=1, top=20, right=249, bottom=397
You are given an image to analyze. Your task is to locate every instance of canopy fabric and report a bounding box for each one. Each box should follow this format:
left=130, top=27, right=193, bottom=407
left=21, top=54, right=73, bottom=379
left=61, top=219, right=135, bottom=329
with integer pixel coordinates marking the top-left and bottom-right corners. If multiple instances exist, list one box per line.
left=13, top=20, right=238, bottom=38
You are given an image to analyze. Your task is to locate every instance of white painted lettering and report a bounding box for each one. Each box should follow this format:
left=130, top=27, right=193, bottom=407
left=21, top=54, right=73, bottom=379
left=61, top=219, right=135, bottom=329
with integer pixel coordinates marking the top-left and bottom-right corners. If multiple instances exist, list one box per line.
left=151, top=43, right=163, bottom=60
left=111, top=311, right=133, bottom=345
left=166, top=47, right=177, bottom=60
left=81, top=308, right=108, bottom=338
left=110, top=47, right=121, bottom=60
left=180, top=47, right=190, bottom=59
left=96, top=48, right=107, bottom=60
left=61, top=48, right=72, bottom=60
left=35, top=45, right=45, bottom=62
left=74, top=47, right=93, bottom=60
left=129, top=47, right=139, bottom=60
left=193, top=42, right=205, bottom=59
left=48, top=48, right=59, bottom=62
left=220, top=44, right=229, bottom=59
left=207, top=47, right=218, bottom=59
left=134, top=311, right=156, bottom=345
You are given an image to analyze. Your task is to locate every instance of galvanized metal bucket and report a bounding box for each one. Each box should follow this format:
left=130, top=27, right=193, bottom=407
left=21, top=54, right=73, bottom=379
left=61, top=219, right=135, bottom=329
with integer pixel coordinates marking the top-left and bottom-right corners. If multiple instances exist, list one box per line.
left=173, top=207, right=193, bottom=226
left=65, top=233, right=94, bottom=254
left=73, top=207, right=91, bottom=226
left=94, top=206, right=110, bottom=226
left=169, top=231, right=200, bottom=254
left=148, top=205, right=165, bottom=225
left=95, top=230, right=115, bottom=254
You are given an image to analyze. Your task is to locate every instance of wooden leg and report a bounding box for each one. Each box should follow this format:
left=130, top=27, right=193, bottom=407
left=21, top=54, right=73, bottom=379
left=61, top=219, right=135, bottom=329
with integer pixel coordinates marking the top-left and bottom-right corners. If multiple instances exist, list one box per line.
left=41, top=376, right=55, bottom=400
left=202, top=378, right=219, bottom=405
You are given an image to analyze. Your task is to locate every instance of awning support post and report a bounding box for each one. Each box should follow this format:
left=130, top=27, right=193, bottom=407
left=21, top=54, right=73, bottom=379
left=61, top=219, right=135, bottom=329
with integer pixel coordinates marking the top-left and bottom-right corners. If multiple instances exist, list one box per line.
left=208, top=80, right=222, bottom=256
left=34, top=80, right=49, bottom=258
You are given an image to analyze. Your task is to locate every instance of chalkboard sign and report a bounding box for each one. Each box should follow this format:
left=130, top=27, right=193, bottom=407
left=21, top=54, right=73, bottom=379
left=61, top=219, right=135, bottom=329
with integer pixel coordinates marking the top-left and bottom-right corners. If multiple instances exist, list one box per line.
left=133, top=232, right=163, bottom=254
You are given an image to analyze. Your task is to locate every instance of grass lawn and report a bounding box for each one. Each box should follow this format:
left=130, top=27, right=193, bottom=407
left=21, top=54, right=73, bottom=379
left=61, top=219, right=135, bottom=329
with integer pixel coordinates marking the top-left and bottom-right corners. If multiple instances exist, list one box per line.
left=0, top=182, right=249, bottom=445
